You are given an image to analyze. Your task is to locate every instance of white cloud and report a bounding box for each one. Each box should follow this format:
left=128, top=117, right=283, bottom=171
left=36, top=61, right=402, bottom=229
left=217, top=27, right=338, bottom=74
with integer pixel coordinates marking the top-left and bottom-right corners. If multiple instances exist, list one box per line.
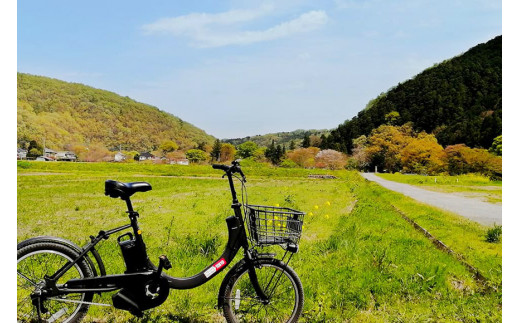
left=142, top=7, right=328, bottom=48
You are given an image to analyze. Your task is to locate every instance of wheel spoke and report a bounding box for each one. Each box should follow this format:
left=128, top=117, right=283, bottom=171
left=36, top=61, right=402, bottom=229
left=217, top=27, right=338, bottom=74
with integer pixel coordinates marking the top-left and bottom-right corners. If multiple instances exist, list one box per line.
left=223, top=261, right=302, bottom=322
left=17, top=271, right=38, bottom=287
left=17, top=244, right=93, bottom=322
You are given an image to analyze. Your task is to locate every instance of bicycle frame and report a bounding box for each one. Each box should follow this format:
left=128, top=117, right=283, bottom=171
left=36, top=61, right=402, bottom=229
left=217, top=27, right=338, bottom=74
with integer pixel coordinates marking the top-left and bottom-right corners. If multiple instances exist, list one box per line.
left=42, top=167, right=253, bottom=297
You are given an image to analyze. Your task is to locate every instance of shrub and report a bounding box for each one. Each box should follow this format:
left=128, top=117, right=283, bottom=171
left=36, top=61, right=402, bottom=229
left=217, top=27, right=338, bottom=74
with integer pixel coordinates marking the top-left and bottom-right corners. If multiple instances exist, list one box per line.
left=485, top=225, right=502, bottom=243
left=279, top=159, right=298, bottom=168
left=17, top=161, right=32, bottom=169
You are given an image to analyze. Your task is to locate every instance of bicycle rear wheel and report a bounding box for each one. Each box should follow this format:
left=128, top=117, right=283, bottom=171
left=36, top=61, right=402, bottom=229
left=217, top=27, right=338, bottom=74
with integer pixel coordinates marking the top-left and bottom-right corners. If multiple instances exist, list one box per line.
left=17, top=242, right=94, bottom=323
left=222, top=258, right=304, bottom=323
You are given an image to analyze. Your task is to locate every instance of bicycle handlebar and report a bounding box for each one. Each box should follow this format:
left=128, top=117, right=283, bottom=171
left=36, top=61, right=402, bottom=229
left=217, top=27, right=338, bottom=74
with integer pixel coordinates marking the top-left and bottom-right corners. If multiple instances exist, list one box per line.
left=212, top=164, right=231, bottom=171
left=212, top=160, right=246, bottom=182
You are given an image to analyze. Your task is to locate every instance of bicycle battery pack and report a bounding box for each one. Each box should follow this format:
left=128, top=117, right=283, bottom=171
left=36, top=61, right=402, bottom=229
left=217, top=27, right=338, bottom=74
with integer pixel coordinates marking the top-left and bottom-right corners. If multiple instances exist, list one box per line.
left=117, top=233, right=148, bottom=273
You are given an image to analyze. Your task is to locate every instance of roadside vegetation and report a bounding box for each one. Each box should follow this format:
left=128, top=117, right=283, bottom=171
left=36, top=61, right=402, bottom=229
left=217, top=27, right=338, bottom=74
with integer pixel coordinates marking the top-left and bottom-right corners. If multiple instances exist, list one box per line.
left=18, top=162, right=501, bottom=322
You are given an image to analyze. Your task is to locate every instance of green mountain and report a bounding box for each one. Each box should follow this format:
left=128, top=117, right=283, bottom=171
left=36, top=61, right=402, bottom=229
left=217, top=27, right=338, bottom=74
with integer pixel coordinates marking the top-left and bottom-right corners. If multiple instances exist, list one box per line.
left=223, top=129, right=329, bottom=148
left=17, top=73, right=215, bottom=151
left=322, top=36, right=502, bottom=153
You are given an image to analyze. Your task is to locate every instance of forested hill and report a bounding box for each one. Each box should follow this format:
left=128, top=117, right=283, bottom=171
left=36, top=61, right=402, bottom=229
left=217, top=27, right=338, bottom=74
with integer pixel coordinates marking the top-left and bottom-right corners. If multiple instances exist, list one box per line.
left=223, top=129, right=329, bottom=148
left=17, top=73, right=215, bottom=151
left=322, top=35, right=502, bottom=153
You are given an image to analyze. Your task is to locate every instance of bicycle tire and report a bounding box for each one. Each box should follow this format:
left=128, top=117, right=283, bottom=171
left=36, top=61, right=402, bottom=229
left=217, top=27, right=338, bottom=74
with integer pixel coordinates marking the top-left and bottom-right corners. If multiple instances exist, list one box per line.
left=222, top=258, right=304, bottom=323
left=17, top=241, right=94, bottom=323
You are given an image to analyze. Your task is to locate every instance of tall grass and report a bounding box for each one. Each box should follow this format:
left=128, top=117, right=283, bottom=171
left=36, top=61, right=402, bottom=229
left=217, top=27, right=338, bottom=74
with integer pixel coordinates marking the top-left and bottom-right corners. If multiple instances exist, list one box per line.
left=17, top=162, right=501, bottom=322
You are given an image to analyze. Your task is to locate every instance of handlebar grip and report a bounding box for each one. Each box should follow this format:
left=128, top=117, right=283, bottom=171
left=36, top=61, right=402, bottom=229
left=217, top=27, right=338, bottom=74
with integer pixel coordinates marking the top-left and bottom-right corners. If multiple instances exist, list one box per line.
left=212, top=164, right=230, bottom=171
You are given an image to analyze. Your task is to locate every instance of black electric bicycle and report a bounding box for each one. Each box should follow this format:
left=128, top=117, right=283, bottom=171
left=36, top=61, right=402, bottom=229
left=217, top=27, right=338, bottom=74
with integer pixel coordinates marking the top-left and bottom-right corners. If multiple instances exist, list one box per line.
left=17, top=160, right=305, bottom=322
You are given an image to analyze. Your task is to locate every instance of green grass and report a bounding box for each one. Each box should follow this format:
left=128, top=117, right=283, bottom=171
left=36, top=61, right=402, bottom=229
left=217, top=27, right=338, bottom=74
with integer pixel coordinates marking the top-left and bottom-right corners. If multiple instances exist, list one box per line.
left=17, top=162, right=501, bottom=322
left=376, top=173, right=502, bottom=204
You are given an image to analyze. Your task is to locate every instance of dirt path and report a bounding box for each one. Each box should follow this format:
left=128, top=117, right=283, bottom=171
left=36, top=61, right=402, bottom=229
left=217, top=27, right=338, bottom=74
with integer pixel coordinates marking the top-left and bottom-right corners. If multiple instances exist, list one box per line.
left=361, top=173, right=502, bottom=226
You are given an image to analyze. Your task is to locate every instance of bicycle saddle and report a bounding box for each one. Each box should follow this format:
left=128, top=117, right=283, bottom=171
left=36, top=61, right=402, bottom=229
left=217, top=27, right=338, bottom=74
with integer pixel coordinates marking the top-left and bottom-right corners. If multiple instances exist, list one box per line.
left=105, top=180, right=152, bottom=200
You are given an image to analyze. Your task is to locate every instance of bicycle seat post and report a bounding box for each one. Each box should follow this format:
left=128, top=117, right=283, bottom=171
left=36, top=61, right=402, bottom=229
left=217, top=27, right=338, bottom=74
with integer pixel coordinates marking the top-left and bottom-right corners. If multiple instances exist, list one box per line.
left=124, top=198, right=139, bottom=218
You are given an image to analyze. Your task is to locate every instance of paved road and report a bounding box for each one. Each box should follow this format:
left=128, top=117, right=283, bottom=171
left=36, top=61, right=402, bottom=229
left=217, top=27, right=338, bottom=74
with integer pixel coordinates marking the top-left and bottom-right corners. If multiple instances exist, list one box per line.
left=360, top=173, right=502, bottom=226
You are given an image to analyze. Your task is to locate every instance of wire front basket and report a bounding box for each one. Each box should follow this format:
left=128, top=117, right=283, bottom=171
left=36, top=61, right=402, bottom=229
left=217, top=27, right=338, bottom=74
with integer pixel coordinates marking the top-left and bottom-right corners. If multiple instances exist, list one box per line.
left=245, top=205, right=305, bottom=247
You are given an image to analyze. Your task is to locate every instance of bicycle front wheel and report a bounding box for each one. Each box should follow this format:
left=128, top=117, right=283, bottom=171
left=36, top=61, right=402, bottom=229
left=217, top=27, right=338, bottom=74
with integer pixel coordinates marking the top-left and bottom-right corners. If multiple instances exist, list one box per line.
left=222, top=258, right=304, bottom=323
left=17, top=241, right=94, bottom=323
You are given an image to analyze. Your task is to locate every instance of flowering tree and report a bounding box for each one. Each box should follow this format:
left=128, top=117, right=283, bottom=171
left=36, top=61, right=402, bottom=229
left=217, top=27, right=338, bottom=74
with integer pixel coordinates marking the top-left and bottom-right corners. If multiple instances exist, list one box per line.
left=315, top=149, right=347, bottom=170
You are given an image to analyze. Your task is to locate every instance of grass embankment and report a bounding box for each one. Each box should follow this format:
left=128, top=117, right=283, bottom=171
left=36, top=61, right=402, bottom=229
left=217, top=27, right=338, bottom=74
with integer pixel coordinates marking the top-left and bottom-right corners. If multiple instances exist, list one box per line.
left=376, top=173, right=502, bottom=204
left=17, top=162, right=501, bottom=322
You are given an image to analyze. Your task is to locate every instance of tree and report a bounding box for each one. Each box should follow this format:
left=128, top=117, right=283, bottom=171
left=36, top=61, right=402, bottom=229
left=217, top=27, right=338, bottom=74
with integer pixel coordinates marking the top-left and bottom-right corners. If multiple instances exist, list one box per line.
left=385, top=111, right=400, bottom=125
left=351, top=135, right=370, bottom=170
left=443, top=144, right=501, bottom=178
left=309, top=135, right=322, bottom=147
left=27, top=140, right=43, bottom=158
left=401, top=133, right=445, bottom=174
left=265, top=140, right=284, bottom=165
left=364, top=124, right=413, bottom=172
left=315, top=149, right=347, bottom=170
left=159, top=140, right=178, bottom=154
left=220, top=143, right=236, bottom=162
left=287, top=147, right=320, bottom=168
left=489, top=135, right=502, bottom=156
left=289, top=140, right=296, bottom=150
left=185, top=149, right=208, bottom=163
left=253, top=147, right=267, bottom=162
left=236, top=141, right=258, bottom=159
left=210, top=139, right=222, bottom=161
left=301, top=135, right=311, bottom=148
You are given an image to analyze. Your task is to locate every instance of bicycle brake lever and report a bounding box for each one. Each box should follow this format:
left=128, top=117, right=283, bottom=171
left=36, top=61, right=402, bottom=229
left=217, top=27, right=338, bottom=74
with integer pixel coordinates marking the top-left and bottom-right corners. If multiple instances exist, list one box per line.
left=239, top=169, right=247, bottom=183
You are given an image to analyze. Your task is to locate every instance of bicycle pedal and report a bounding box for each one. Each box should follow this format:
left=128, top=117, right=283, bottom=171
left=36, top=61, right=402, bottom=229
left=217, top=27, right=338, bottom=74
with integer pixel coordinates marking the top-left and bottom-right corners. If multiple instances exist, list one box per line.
left=159, top=255, right=172, bottom=270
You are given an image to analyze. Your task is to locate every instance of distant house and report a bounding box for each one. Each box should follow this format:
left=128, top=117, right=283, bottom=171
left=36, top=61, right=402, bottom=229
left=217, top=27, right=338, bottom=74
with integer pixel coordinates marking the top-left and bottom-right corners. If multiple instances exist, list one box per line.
left=55, top=151, right=77, bottom=161
left=114, top=152, right=126, bottom=162
left=44, top=148, right=57, bottom=159
left=139, top=152, right=155, bottom=161
left=170, top=158, right=189, bottom=165
left=17, top=148, right=27, bottom=160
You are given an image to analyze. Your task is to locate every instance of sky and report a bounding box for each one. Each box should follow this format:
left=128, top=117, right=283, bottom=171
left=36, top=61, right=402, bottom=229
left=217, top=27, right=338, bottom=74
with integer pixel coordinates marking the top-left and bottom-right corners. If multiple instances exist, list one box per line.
left=17, top=0, right=502, bottom=139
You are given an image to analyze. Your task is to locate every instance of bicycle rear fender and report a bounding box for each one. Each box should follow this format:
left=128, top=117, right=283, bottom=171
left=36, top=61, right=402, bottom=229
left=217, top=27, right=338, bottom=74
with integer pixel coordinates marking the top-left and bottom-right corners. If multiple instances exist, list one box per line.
left=17, top=235, right=105, bottom=277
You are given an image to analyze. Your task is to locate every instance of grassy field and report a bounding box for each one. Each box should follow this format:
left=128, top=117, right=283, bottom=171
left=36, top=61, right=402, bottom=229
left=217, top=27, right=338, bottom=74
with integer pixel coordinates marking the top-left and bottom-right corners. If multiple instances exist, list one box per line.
left=376, top=173, right=502, bottom=204
left=17, top=162, right=502, bottom=322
